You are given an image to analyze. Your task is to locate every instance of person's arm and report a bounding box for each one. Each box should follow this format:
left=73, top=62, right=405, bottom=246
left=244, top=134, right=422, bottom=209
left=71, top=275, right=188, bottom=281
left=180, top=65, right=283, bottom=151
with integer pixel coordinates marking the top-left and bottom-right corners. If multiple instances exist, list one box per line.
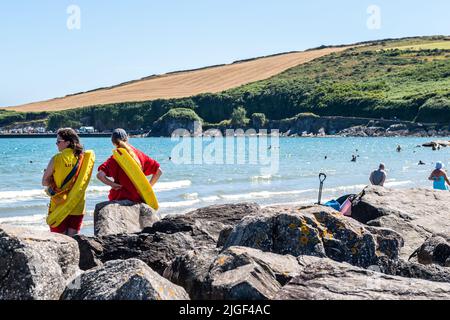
left=97, top=170, right=122, bottom=190
left=149, top=168, right=163, bottom=186
left=380, top=173, right=386, bottom=186
left=42, top=157, right=55, bottom=187
left=444, top=173, right=450, bottom=186
left=428, top=171, right=437, bottom=181
left=369, top=172, right=374, bottom=185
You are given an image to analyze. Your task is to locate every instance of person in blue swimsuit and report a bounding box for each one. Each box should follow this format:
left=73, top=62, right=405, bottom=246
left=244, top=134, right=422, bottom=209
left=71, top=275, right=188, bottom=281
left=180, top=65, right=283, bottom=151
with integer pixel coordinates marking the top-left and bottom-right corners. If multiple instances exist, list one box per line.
left=428, top=162, right=450, bottom=191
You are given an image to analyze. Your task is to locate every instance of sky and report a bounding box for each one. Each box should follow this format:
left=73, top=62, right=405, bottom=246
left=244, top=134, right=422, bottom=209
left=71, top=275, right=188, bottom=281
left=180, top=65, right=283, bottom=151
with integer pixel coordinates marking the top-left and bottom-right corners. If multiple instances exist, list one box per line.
left=0, top=0, right=449, bottom=107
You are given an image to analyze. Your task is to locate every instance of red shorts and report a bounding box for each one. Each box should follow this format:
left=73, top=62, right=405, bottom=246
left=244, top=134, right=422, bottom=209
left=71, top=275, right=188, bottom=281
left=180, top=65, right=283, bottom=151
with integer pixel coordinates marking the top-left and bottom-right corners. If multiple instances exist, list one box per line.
left=50, top=215, right=84, bottom=234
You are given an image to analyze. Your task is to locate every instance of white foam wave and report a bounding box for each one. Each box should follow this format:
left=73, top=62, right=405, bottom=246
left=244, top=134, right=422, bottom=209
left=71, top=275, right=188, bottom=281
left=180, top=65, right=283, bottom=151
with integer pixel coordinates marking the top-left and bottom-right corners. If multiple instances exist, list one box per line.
left=250, top=175, right=274, bottom=181
left=155, top=180, right=192, bottom=191
left=182, top=192, right=199, bottom=200
left=86, top=180, right=192, bottom=193
left=385, top=180, right=413, bottom=187
left=201, top=195, right=221, bottom=202
left=220, top=188, right=315, bottom=201
left=261, top=199, right=317, bottom=208
left=81, top=220, right=94, bottom=227
left=159, top=199, right=201, bottom=208
left=0, top=189, right=47, bottom=201
left=322, top=180, right=413, bottom=193
left=87, top=186, right=111, bottom=193
left=324, top=184, right=367, bottom=193
left=0, top=214, right=46, bottom=224
left=0, top=180, right=192, bottom=204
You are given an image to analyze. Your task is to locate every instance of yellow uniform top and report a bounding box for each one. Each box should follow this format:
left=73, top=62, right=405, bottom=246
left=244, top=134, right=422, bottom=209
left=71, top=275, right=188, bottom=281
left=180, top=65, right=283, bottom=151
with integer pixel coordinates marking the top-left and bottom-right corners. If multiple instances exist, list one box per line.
left=49, top=148, right=85, bottom=216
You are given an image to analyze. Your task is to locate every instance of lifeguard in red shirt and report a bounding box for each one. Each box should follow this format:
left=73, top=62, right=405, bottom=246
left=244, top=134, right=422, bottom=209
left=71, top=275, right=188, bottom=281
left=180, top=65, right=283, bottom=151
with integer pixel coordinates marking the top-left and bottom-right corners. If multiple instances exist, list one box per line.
left=97, top=129, right=163, bottom=202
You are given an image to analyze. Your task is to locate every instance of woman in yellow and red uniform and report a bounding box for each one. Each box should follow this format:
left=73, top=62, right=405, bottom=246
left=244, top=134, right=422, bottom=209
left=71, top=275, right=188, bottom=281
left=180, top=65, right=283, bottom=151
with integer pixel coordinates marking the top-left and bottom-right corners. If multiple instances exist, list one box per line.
left=42, top=128, right=85, bottom=235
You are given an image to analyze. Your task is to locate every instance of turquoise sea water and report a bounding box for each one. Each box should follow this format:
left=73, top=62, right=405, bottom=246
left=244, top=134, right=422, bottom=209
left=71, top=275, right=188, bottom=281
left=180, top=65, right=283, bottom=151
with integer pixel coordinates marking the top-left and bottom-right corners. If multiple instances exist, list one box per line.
left=0, top=137, right=448, bottom=235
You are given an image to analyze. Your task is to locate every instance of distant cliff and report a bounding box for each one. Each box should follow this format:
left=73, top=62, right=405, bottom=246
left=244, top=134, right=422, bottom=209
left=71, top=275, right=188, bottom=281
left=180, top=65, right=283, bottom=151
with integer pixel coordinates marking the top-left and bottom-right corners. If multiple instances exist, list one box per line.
left=149, top=108, right=203, bottom=137
left=148, top=111, right=450, bottom=137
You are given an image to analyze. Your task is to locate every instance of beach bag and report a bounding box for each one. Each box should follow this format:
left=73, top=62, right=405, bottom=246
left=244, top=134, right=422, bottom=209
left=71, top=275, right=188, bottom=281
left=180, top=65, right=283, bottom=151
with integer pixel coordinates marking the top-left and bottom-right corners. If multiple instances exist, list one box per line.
left=340, top=196, right=354, bottom=217
left=324, top=200, right=341, bottom=211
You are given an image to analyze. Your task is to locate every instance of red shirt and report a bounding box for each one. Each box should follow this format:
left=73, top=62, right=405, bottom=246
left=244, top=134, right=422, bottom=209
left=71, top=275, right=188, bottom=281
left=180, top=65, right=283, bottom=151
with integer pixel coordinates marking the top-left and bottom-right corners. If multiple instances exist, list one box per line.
left=98, top=146, right=160, bottom=203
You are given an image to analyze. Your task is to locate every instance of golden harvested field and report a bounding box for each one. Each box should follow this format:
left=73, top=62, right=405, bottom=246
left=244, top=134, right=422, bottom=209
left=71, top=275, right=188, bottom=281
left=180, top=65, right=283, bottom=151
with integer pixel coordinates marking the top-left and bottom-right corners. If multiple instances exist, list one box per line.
left=8, top=47, right=350, bottom=112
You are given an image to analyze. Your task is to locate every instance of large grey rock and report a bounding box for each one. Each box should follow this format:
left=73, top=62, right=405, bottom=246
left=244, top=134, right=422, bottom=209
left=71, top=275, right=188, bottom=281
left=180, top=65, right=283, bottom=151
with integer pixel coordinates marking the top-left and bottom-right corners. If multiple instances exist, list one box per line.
left=99, top=232, right=200, bottom=275
left=365, top=226, right=404, bottom=260
left=378, top=257, right=450, bottom=283
left=416, top=236, right=450, bottom=267
left=352, top=187, right=450, bottom=258
left=209, top=262, right=281, bottom=300
left=366, top=215, right=429, bottom=259
left=73, top=235, right=104, bottom=271
left=275, top=256, right=450, bottom=300
left=163, top=249, right=218, bottom=300
left=75, top=203, right=262, bottom=274
left=224, top=205, right=399, bottom=268
left=210, top=246, right=301, bottom=285
left=207, top=247, right=302, bottom=300
left=165, top=246, right=301, bottom=300
left=0, top=225, right=80, bottom=300
left=62, top=259, right=189, bottom=300
left=94, top=200, right=160, bottom=237
left=146, top=203, right=262, bottom=244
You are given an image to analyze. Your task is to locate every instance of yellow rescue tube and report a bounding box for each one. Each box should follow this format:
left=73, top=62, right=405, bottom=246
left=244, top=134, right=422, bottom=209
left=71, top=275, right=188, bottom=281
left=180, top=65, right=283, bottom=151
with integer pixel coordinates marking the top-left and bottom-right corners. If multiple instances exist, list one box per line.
left=46, top=150, right=96, bottom=228
left=112, top=148, right=159, bottom=210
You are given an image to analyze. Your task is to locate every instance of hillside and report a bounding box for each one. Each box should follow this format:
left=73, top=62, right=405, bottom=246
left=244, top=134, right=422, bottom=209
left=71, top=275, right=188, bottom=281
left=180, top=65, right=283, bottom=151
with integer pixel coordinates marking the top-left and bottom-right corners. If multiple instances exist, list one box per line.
left=1, top=36, right=449, bottom=131
left=218, top=36, right=450, bottom=123
left=7, top=47, right=348, bottom=112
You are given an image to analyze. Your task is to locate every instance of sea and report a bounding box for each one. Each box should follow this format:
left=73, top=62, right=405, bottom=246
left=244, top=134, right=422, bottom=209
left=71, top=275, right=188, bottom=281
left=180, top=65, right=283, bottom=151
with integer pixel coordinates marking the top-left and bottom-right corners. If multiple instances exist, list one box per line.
left=0, top=136, right=448, bottom=235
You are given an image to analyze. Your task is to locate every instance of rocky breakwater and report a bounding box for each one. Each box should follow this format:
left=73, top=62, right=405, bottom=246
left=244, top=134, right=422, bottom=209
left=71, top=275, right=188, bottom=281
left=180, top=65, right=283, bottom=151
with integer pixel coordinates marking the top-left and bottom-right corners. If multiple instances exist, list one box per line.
left=1, top=190, right=449, bottom=300
left=271, top=114, right=450, bottom=137
left=94, top=200, right=160, bottom=237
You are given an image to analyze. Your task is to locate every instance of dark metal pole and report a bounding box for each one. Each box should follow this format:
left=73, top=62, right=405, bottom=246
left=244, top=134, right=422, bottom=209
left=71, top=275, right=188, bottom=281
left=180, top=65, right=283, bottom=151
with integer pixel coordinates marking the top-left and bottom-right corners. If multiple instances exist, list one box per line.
left=317, top=173, right=327, bottom=205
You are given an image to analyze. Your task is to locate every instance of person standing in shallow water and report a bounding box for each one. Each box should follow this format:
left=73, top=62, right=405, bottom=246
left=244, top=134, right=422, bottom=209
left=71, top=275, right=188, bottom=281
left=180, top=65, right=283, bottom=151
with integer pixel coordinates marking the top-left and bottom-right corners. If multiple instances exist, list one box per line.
left=42, top=128, right=85, bottom=235
left=369, top=163, right=387, bottom=187
left=429, top=162, right=450, bottom=191
left=97, top=129, right=163, bottom=202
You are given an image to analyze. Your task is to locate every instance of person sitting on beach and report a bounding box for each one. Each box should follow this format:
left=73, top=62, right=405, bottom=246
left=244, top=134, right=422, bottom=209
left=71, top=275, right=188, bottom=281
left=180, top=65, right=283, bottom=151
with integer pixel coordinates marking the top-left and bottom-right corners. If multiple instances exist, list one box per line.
left=369, top=163, right=387, bottom=186
left=42, top=128, right=86, bottom=235
left=97, top=128, right=163, bottom=202
left=428, top=162, right=450, bottom=191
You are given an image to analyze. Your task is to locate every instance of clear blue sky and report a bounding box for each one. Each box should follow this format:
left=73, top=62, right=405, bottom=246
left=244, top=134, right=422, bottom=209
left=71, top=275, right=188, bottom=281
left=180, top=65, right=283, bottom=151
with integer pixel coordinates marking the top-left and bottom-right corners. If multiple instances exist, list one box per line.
left=1, top=0, right=449, bottom=107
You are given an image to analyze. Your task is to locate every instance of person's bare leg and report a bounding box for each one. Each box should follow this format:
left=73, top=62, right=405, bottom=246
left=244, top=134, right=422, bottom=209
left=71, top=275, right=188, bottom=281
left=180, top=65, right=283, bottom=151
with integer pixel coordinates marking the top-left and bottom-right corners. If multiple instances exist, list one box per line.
left=67, top=228, right=79, bottom=237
